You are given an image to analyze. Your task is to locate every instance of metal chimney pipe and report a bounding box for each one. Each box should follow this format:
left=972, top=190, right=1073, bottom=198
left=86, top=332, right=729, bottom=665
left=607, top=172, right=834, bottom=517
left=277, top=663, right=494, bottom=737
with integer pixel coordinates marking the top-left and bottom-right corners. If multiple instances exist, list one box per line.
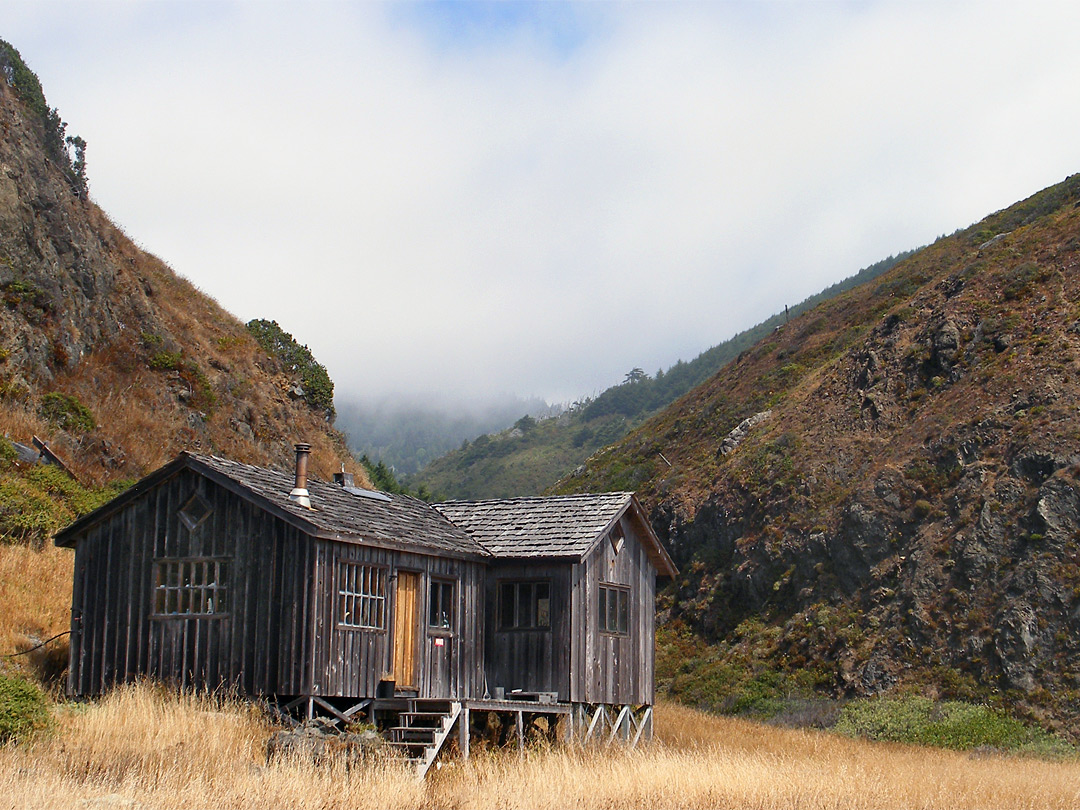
left=289, top=442, right=312, bottom=508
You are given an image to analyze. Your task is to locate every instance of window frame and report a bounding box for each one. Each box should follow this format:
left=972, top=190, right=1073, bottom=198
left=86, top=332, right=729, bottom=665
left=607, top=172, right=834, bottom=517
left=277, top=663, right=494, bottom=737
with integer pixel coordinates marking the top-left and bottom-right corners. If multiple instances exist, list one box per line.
left=152, top=557, right=230, bottom=619
left=598, top=583, right=630, bottom=636
left=497, top=580, right=551, bottom=631
left=337, top=560, right=389, bottom=631
left=428, top=578, right=456, bottom=632
left=177, top=492, right=213, bottom=532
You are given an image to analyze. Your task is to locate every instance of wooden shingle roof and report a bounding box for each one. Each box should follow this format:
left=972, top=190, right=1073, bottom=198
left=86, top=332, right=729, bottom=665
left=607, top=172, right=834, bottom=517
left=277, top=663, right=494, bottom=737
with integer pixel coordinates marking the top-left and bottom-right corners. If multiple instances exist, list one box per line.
left=434, top=492, right=634, bottom=558
left=435, top=493, right=677, bottom=575
left=188, top=454, right=489, bottom=558
left=56, top=452, right=489, bottom=560
left=55, top=452, right=674, bottom=574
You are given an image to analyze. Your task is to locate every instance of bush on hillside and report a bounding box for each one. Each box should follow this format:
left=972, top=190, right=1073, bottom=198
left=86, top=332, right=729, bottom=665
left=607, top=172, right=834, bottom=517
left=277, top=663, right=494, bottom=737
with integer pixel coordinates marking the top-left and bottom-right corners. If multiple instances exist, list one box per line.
left=0, top=39, right=88, bottom=196
left=0, top=465, right=132, bottom=545
left=834, top=696, right=1074, bottom=756
left=0, top=672, right=50, bottom=742
left=246, top=319, right=335, bottom=417
left=40, top=392, right=95, bottom=433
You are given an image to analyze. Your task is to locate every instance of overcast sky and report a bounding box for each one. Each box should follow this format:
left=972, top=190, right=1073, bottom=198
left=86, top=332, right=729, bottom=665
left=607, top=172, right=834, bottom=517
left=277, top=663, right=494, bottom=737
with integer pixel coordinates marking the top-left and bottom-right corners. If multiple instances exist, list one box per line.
left=7, top=1, right=1080, bottom=406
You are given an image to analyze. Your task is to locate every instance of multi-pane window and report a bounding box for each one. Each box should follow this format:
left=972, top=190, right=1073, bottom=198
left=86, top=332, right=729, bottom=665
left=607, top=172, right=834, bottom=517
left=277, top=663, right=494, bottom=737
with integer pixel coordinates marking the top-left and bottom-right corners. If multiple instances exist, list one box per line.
left=598, top=584, right=629, bottom=636
left=429, top=579, right=455, bottom=630
left=154, top=559, right=229, bottom=616
left=498, top=581, right=550, bottom=630
left=338, top=562, right=387, bottom=630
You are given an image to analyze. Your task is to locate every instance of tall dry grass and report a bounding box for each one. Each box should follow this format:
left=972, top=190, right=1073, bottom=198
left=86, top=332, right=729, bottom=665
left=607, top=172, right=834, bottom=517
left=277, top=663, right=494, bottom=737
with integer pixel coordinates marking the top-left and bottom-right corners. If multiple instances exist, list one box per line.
left=2, top=687, right=1079, bottom=809
left=0, top=683, right=424, bottom=810
left=0, top=542, right=73, bottom=682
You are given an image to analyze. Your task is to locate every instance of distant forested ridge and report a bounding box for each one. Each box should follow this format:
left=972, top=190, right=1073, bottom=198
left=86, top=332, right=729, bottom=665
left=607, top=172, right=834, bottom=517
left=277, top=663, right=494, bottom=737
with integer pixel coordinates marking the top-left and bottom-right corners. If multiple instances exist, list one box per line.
left=407, top=249, right=916, bottom=500
left=335, top=395, right=558, bottom=477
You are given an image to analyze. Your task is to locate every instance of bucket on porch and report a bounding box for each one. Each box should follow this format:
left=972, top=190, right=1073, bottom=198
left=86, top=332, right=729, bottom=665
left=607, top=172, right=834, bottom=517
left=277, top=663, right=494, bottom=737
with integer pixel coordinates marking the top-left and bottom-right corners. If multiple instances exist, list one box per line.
left=492, top=686, right=504, bottom=700
left=377, top=678, right=395, bottom=698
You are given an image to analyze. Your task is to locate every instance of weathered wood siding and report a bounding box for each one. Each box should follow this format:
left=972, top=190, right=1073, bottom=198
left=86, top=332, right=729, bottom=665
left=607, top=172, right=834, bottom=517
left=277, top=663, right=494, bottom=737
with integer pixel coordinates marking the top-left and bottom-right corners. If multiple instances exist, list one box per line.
left=569, top=515, right=656, bottom=705
left=483, top=562, right=572, bottom=699
left=311, top=542, right=485, bottom=700
left=68, top=468, right=316, bottom=697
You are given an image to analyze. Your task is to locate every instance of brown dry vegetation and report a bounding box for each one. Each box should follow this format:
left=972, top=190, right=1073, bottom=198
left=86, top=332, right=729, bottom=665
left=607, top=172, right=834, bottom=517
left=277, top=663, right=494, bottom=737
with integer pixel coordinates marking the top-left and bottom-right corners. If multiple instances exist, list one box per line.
left=0, top=543, right=73, bottom=682
left=0, top=69, right=369, bottom=489
left=1, top=687, right=1078, bottom=809
left=561, top=175, right=1080, bottom=731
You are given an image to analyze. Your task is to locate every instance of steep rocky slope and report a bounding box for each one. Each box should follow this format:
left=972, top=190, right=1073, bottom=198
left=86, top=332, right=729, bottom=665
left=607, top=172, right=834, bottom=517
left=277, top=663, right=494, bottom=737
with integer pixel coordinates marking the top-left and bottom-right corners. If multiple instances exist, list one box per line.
left=559, top=175, right=1080, bottom=734
left=0, top=42, right=365, bottom=486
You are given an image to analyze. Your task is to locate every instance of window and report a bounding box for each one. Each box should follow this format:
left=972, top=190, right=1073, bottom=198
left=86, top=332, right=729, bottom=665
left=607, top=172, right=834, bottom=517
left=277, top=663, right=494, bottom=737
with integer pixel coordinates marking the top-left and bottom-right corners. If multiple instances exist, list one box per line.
left=154, top=559, right=229, bottom=616
left=498, top=581, right=550, bottom=630
left=609, top=523, right=625, bottom=555
left=429, top=579, right=455, bottom=630
left=338, top=562, right=387, bottom=630
left=177, top=492, right=213, bottom=532
left=598, top=584, right=629, bottom=635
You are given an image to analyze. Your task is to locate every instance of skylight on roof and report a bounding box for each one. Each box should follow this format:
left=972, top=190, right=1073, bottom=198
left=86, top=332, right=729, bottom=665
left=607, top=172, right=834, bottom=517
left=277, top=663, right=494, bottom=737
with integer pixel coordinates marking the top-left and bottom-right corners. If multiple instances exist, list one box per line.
left=344, top=486, right=392, bottom=503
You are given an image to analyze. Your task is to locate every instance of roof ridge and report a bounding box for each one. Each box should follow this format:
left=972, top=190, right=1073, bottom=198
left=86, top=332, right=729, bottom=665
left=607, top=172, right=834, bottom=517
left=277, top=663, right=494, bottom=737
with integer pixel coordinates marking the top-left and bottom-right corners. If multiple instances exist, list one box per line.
left=437, top=491, right=632, bottom=506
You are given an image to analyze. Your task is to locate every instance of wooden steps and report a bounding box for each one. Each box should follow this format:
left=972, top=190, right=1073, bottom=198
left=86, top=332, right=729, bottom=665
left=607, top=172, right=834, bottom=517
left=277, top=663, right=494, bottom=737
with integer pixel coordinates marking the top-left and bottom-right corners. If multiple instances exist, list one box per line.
left=384, top=698, right=461, bottom=778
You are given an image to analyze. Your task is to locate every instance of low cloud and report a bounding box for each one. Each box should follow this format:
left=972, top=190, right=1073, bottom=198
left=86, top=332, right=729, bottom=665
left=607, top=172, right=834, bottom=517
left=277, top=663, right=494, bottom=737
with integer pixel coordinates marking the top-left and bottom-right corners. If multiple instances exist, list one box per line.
left=9, top=1, right=1080, bottom=404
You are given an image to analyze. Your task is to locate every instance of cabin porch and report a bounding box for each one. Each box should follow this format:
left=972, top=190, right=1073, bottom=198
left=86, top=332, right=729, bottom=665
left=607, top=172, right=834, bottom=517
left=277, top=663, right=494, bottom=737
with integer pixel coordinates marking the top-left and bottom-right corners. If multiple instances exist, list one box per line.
left=268, top=694, right=653, bottom=777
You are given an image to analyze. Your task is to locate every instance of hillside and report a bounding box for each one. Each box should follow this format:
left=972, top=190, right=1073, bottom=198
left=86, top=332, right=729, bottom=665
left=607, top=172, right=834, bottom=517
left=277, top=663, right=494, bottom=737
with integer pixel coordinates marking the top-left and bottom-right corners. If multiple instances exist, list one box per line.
left=0, top=41, right=366, bottom=489
left=408, top=251, right=912, bottom=500
left=556, top=174, right=1080, bottom=735
left=0, top=41, right=371, bottom=666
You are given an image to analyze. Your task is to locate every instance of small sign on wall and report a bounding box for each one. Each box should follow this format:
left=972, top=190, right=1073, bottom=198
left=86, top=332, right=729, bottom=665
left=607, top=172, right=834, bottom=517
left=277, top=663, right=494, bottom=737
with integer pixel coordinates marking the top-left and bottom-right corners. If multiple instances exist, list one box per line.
left=433, top=637, right=445, bottom=647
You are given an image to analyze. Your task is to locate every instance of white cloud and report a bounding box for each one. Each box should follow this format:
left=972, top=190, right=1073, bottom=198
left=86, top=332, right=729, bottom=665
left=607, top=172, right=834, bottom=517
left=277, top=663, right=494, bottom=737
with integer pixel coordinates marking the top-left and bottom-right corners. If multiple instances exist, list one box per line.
left=7, top=0, right=1080, bottom=405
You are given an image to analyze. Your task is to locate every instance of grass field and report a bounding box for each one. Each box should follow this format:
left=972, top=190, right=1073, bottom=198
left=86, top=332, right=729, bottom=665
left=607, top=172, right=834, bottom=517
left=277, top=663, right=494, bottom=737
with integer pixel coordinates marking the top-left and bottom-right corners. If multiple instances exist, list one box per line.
left=2, top=684, right=1079, bottom=810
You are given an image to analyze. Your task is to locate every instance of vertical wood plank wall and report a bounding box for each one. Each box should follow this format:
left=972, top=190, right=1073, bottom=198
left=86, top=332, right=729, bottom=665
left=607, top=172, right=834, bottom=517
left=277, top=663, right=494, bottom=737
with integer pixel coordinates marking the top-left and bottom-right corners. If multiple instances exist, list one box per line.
left=483, top=563, right=572, bottom=699
left=66, top=470, right=658, bottom=706
left=69, top=469, right=315, bottom=698
left=307, top=541, right=486, bottom=700
left=67, top=469, right=486, bottom=701
left=569, top=516, right=655, bottom=705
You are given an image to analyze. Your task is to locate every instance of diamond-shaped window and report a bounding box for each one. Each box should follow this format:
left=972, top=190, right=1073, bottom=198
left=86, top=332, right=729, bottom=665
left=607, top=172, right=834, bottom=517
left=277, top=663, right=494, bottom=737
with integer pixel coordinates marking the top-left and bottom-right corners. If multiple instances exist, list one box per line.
left=609, top=523, right=625, bottom=555
left=178, top=492, right=213, bottom=531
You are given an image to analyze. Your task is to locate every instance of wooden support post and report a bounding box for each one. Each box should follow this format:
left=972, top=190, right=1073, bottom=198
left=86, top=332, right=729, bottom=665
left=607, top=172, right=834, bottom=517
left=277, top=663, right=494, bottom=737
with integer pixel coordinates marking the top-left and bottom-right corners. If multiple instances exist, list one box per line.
left=342, top=699, right=372, bottom=719
left=516, top=710, right=524, bottom=752
left=306, top=696, right=314, bottom=721
left=459, top=706, right=470, bottom=759
left=630, top=708, right=652, bottom=751
left=608, top=705, right=631, bottom=745
left=565, top=704, right=575, bottom=744
left=311, top=696, right=352, bottom=726
left=584, top=705, right=605, bottom=744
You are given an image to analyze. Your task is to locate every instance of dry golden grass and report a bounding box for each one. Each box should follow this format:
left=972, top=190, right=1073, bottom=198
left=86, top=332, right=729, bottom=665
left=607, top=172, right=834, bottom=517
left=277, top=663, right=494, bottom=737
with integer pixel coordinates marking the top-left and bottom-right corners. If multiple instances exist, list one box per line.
left=2, top=687, right=1079, bottom=809
left=0, top=684, right=423, bottom=810
left=0, top=542, right=73, bottom=681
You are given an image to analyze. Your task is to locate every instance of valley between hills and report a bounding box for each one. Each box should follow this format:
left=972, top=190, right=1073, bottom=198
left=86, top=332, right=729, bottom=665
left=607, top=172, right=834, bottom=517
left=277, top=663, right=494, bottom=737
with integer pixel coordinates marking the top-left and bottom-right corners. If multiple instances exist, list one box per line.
left=3, top=33, right=1080, bottom=799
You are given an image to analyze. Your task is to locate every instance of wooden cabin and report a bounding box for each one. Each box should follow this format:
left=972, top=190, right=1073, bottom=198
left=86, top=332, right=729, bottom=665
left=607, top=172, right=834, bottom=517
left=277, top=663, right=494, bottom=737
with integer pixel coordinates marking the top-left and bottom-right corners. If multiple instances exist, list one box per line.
left=54, top=446, right=676, bottom=766
left=434, top=494, right=672, bottom=707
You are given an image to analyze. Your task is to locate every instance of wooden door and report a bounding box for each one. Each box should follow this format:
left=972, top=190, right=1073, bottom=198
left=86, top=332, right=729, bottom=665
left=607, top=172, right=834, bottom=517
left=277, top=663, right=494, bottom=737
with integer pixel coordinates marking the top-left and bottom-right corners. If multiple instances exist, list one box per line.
left=392, top=571, right=420, bottom=689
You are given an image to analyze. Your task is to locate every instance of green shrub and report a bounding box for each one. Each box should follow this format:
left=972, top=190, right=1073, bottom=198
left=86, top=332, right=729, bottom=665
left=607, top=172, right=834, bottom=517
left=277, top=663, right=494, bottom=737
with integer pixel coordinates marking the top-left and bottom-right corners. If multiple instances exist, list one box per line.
left=0, top=465, right=132, bottom=545
left=834, top=696, right=1074, bottom=756
left=40, top=392, right=95, bottom=433
left=0, top=672, right=50, bottom=742
left=0, top=437, right=16, bottom=464
left=148, top=350, right=183, bottom=371
left=246, top=318, right=335, bottom=416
